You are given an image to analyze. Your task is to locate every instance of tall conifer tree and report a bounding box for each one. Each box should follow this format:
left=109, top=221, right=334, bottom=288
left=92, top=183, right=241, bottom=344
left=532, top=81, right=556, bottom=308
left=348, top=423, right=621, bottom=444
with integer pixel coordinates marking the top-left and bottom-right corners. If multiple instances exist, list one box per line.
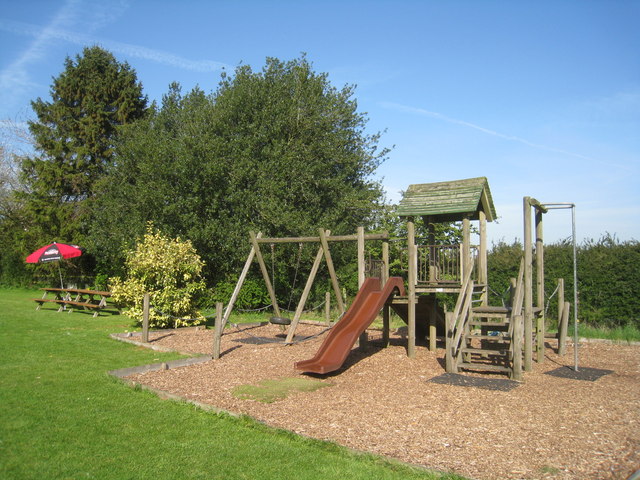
left=19, top=46, right=147, bottom=245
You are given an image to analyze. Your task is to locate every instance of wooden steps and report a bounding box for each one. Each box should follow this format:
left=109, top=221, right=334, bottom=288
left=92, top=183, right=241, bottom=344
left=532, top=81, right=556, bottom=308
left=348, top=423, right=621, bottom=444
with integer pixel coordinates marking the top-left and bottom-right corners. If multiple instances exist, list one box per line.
left=457, top=308, right=516, bottom=377
left=456, top=362, right=511, bottom=373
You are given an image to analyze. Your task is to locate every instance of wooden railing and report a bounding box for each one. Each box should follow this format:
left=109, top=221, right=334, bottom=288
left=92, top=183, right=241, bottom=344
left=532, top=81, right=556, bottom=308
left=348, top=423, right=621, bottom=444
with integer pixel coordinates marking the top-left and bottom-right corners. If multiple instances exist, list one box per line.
left=445, top=264, right=475, bottom=373
left=416, top=244, right=478, bottom=285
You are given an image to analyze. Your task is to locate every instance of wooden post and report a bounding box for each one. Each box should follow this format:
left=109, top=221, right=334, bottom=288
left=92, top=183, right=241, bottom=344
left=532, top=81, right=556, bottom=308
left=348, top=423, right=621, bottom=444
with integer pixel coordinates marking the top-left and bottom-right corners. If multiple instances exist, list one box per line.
left=558, top=301, right=570, bottom=356
left=222, top=232, right=262, bottom=330
left=508, top=278, right=517, bottom=307
left=426, top=217, right=436, bottom=283
left=357, top=226, right=368, bottom=347
left=382, top=304, right=390, bottom=348
left=557, top=278, right=565, bottom=333
left=249, top=231, right=281, bottom=318
left=382, top=240, right=389, bottom=286
left=478, top=210, right=488, bottom=306
left=462, top=215, right=471, bottom=280
left=535, top=208, right=545, bottom=363
left=142, top=293, right=150, bottom=343
left=381, top=240, right=390, bottom=347
left=325, top=291, right=331, bottom=325
left=512, top=314, right=523, bottom=381
left=285, top=242, right=326, bottom=344
left=426, top=219, right=436, bottom=352
left=429, top=295, right=437, bottom=352
left=445, top=311, right=455, bottom=372
left=407, top=219, right=416, bottom=358
left=523, top=197, right=533, bottom=371
left=357, top=226, right=366, bottom=286
left=319, top=228, right=345, bottom=314
left=212, top=302, right=223, bottom=359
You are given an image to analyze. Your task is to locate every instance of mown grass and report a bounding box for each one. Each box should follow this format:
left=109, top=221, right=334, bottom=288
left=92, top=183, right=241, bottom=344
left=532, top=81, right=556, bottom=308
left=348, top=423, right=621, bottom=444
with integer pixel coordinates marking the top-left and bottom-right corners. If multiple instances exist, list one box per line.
left=232, top=377, right=332, bottom=403
left=577, top=322, right=640, bottom=343
left=0, top=288, right=463, bottom=480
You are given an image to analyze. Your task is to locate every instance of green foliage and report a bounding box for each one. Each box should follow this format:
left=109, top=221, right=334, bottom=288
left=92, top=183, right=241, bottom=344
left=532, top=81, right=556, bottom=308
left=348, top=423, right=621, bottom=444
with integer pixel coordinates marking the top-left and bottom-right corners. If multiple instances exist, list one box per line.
left=16, top=46, right=147, bottom=275
left=109, top=224, right=206, bottom=328
left=487, top=235, right=640, bottom=329
left=212, top=277, right=270, bottom=310
left=89, top=56, right=388, bottom=287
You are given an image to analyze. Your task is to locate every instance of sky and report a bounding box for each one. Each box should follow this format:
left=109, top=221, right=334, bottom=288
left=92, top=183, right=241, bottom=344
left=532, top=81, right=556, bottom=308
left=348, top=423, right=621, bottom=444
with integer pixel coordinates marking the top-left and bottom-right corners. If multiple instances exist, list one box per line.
left=1, top=0, right=639, bottom=245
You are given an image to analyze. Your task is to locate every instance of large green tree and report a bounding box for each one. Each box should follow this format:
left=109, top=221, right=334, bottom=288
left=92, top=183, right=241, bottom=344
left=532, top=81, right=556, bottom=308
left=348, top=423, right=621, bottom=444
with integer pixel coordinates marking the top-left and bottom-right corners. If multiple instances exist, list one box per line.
left=18, top=46, right=148, bottom=249
left=90, top=56, right=388, bottom=286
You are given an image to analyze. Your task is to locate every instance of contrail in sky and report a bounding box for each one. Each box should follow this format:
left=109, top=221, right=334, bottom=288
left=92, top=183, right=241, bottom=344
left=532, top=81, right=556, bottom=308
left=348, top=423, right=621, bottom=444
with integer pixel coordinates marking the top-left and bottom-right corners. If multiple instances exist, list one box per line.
left=381, top=101, right=594, bottom=161
left=0, top=17, right=229, bottom=73
left=0, top=0, right=80, bottom=96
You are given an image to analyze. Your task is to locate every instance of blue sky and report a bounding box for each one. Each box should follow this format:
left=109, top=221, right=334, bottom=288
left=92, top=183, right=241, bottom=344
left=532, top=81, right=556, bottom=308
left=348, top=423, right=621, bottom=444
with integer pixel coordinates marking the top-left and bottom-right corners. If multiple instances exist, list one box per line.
left=1, top=0, right=639, bottom=245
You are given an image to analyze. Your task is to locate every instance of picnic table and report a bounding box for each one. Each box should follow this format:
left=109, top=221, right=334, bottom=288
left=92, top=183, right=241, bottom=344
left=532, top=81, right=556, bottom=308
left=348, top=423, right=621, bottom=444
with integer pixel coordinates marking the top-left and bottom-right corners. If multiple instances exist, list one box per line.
left=32, top=288, right=119, bottom=317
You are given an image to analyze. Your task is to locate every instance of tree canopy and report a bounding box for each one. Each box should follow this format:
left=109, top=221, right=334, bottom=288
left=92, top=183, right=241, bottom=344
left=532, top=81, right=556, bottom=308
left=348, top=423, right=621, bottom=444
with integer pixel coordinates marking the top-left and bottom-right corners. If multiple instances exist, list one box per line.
left=90, top=56, right=389, bottom=284
left=18, top=45, right=148, bottom=249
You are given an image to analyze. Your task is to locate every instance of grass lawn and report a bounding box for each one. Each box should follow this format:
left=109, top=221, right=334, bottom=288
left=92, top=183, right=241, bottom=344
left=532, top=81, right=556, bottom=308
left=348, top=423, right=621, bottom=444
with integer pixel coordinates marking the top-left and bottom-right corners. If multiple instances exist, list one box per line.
left=0, top=288, right=463, bottom=480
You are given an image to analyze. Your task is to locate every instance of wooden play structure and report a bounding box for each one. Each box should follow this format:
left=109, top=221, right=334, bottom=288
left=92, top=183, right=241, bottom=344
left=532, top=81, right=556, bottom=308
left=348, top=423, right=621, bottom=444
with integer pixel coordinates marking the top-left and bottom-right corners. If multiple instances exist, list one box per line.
left=393, top=178, right=572, bottom=380
left=217, top=177, right=574, bottom=380
left=215, top=228, right=390, bottom=355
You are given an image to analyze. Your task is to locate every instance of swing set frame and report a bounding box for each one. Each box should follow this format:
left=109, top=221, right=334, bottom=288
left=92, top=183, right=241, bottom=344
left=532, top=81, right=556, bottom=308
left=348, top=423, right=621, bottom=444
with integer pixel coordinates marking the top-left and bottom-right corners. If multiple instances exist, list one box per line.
left=215, top=227, right=389, bottom=355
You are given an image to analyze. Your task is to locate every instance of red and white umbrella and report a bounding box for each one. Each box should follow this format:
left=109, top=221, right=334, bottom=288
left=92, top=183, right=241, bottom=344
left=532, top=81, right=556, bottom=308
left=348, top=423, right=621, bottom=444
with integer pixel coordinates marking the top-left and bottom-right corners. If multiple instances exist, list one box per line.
left=26, top=242, right=84, bottom=287
left=26, top=242, right=83, bottom=264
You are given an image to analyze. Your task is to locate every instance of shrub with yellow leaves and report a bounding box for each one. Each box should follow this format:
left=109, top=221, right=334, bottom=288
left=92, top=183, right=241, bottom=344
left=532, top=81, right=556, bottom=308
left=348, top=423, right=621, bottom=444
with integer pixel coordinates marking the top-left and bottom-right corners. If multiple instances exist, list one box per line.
left=109, top=223, right=206, bottom=328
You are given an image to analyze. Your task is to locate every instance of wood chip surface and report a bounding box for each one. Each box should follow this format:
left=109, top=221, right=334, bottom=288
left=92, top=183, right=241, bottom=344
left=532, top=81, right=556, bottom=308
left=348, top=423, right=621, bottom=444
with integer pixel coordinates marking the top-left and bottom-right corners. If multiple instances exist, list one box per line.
left=126, top=324, right=640, bottom=480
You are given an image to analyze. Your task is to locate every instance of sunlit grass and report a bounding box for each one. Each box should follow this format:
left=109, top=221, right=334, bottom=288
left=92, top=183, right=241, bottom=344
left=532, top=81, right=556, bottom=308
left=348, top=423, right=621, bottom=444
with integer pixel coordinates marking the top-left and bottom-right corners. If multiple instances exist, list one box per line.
left=0, top=288, right=464, bottom=480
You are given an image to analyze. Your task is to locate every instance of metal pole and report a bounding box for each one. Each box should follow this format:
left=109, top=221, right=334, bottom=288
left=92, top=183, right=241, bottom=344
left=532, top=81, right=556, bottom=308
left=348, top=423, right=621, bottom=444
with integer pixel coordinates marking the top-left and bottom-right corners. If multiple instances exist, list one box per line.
left=571, top=204, right=579, bottom=371
left=540, top=202, right=579, bottom=371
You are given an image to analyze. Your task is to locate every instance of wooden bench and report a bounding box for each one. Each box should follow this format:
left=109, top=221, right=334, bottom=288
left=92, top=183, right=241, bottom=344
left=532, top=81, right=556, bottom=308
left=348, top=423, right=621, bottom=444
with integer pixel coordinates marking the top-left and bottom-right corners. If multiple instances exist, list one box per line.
left=33, top=288, right=119, bottom=317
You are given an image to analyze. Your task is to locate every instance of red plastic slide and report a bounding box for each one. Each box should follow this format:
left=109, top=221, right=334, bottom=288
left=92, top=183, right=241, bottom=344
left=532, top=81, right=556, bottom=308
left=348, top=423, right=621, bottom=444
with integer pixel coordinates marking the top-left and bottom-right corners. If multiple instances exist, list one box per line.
left=295, top=277, right=406, bottom=374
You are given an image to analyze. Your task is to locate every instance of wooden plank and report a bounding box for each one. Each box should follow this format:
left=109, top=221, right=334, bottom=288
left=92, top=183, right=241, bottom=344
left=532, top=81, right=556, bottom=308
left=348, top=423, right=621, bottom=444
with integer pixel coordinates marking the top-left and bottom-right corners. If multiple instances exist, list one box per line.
left=256, top=233, right=389, bottom=244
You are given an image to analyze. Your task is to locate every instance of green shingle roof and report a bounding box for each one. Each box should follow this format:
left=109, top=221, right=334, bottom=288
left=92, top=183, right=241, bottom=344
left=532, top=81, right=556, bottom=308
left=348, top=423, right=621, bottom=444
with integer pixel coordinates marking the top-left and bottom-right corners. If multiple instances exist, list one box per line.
left=397, top=177, right=497, bottom=222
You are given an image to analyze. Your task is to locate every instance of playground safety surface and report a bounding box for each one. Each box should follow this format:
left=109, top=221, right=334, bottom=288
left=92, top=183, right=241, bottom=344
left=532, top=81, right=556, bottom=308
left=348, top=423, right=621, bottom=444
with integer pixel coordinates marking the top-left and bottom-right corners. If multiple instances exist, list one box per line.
left=123, top=323, right=639, bottom=480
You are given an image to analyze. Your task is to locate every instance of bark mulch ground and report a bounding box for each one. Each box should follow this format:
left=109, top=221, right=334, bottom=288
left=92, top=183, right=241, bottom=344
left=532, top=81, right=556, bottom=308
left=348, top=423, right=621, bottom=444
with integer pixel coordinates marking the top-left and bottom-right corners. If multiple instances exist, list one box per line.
left=122, top=324, right=640, bottom=480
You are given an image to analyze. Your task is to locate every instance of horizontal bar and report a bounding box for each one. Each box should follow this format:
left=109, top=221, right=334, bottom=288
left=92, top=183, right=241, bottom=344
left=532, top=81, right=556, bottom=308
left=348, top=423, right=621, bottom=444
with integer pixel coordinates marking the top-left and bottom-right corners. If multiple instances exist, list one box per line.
left=540, top=202, right=575, bottom=210
left=255, top=232, right=389, bottom=244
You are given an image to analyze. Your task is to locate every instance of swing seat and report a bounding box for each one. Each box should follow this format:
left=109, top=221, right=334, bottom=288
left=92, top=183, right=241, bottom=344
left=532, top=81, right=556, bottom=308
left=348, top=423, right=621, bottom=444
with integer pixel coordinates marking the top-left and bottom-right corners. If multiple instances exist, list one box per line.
left=269, top=316, right=292, bottom=325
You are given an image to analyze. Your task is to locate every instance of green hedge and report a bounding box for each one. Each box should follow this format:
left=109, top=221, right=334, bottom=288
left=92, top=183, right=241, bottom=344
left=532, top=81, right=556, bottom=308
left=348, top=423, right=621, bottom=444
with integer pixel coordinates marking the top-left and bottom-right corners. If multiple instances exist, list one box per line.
left=487, top=235, right=640, bottom=329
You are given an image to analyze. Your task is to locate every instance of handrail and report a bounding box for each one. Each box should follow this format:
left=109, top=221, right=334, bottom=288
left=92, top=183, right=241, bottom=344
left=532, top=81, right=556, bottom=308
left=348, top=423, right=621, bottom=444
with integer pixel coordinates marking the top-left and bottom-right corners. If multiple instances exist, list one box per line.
left=416, top=244, right=479, bottom=284
left=446, top=264, right=475, bottom=371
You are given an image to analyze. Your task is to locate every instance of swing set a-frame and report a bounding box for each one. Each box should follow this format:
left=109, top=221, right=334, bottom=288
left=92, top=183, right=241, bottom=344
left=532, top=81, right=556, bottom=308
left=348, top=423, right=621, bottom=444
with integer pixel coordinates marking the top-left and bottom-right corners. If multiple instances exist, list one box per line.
left=217, top=227, right=389, bottom=349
